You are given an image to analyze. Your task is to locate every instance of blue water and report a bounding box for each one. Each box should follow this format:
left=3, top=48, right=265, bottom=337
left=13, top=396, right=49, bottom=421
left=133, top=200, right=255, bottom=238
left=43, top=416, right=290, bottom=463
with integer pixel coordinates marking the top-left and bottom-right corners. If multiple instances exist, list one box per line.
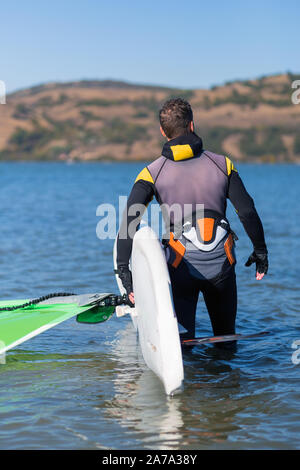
left=0, top=162, right=299, bottom=450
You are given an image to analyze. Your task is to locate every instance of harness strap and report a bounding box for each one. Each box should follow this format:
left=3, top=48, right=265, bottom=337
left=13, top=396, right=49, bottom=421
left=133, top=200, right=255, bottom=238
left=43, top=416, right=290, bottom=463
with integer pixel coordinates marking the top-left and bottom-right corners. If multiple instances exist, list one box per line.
left=224, top=233, right=235, bottom=265
left=168, top=232, right=186, bottom=268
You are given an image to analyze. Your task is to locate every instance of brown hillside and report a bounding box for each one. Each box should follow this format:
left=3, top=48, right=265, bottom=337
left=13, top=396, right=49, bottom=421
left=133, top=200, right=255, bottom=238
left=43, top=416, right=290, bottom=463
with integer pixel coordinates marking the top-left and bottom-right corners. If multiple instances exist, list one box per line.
left=0, top=73, right=299, bottom=162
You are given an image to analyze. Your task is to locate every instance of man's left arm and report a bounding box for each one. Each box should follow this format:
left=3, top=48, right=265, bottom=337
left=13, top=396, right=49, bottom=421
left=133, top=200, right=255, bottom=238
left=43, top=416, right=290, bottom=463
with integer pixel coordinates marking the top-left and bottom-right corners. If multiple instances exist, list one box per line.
left=226, top=160, right=268, bottom=279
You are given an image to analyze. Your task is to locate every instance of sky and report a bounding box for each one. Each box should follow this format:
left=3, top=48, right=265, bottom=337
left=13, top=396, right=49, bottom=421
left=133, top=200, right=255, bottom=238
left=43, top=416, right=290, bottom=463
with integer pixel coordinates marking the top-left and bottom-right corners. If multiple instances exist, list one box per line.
left=0, top=0, right=299, bottom=93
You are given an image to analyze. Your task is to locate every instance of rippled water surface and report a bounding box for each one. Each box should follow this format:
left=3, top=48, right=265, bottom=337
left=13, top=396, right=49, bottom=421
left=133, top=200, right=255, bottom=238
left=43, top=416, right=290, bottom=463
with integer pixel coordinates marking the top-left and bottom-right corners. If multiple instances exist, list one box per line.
left=0, top=162, right=299, bottom=450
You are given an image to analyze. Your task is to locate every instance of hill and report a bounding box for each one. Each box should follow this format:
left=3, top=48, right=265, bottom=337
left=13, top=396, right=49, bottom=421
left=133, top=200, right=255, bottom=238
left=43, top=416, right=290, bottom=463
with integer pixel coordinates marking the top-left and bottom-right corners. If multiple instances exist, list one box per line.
left=0, top=73, right=299, bottom=162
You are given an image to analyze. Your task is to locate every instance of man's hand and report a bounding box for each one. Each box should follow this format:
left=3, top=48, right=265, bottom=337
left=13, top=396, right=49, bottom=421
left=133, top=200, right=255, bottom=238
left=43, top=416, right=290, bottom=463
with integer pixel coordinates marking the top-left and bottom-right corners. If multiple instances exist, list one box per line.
left=117, top=265, right=135, bottom=305
left=245, top=251, right=268, bottom=280
left=129, top=293, right=135, bottom=305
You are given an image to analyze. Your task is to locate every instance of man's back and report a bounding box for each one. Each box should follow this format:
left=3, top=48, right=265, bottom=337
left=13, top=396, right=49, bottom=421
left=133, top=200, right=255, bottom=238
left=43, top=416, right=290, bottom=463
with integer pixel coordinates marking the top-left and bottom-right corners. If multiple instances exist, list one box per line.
left=143, top=133, right=231, bottom=225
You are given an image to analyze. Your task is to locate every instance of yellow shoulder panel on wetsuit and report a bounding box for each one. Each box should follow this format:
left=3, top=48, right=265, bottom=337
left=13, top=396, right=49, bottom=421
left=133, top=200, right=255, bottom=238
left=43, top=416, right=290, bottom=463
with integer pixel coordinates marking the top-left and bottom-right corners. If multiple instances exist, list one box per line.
left=135, top=167, right=154, bottom=184
left=225, top=157, right=237, bottom=176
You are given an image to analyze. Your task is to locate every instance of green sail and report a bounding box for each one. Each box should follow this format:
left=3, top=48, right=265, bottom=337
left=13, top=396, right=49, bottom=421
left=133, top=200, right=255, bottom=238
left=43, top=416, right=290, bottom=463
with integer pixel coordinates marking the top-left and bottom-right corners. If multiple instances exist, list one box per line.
left=0, top=293, right=114, bottom=355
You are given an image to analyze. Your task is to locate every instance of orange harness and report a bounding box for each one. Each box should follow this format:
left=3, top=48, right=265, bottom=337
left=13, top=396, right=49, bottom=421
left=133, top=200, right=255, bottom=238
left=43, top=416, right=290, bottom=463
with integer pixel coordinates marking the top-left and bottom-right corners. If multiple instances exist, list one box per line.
left=167, top=215, right=237, bottom=269
left=168, top=232, right=186, bottom=268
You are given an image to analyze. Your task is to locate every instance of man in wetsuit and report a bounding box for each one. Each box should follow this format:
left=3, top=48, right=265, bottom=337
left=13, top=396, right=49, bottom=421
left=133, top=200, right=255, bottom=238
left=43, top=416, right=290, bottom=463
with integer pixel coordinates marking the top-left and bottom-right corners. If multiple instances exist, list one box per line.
left=115, top=98, right=268, bottom=342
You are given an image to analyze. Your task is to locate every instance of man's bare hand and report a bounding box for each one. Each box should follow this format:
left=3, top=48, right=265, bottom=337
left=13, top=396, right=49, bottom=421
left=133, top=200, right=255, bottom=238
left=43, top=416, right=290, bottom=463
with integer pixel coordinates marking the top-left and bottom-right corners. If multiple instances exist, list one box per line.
left=129, top=292, right=135, bottom=305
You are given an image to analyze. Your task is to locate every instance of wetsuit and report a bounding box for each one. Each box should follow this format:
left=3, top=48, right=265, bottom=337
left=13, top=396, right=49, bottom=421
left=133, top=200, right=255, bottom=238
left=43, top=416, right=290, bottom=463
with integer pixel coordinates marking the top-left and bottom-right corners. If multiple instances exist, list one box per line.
left=116, top=132, right=267, bottom=339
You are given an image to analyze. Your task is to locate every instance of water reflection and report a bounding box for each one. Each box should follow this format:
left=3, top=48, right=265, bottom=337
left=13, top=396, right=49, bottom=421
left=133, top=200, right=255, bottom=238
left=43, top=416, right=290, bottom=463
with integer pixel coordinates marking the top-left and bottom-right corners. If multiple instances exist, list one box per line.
left=103, top=324, right=184, bottom=449
left=105, top=325, right=245, bottom=449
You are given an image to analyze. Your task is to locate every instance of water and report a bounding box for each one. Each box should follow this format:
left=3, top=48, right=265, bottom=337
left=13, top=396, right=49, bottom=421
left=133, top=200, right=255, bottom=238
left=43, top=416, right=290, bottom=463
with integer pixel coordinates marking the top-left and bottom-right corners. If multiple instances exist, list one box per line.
left=0, top=162, right=299, bottom=450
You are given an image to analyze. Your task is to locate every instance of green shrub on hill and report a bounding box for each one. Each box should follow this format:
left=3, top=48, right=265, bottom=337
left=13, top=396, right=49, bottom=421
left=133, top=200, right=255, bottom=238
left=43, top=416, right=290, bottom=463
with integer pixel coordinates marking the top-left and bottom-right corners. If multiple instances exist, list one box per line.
left=132, top=96, right=160, bottom=113
left=101, top=118, right=148, bottom=145
left=9, top=126, right=52, bottom=152
left=80, top=110, right=103, bottom=121
left=35, top=94, right=68, bottom=106
left=294, top=134, right=300, bottom=154
left=133, top=111, right=149, bottom=118
left=240, top=127, right=285, bottom=157
left=213, top=90, right=260, bottom=108
left=13, top=103, right=32, bottom=119
left=202, top=127, right=238, bottom=154
left=36, top=96, right=54, bottom=106
left=77, top=98, right=128, bottom=107
left=35, top=145, right=72, bottom=160
left=211, top=88, right=291, bottom=108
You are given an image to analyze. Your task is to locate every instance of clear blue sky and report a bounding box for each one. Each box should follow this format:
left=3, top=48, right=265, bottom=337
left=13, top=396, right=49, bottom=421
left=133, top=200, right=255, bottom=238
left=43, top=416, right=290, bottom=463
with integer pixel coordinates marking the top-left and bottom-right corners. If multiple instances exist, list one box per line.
left=1, top=0, right=299, bottom=93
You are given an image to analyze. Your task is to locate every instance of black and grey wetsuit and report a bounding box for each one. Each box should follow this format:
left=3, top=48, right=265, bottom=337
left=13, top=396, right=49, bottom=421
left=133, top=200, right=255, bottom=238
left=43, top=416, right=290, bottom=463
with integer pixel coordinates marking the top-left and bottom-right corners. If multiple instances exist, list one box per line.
left=116, top=132, right=267, bottom=339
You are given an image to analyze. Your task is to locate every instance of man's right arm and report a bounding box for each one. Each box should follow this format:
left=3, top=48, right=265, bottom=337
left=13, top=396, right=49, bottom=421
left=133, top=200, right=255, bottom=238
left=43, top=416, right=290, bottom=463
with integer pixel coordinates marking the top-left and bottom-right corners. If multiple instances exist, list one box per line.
left=116, top=168, right=155, bottom=298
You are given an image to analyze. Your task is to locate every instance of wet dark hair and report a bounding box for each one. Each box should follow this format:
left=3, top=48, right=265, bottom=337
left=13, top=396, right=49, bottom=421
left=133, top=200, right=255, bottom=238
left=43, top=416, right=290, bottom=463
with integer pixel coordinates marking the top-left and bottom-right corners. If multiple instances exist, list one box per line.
left=159, top=98, right=193, bottom=139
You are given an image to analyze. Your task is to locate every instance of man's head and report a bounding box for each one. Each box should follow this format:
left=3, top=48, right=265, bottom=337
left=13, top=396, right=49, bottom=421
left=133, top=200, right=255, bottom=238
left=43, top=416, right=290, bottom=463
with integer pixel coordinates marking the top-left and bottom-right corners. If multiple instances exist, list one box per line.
left=159, top=98, right=194, bottom=140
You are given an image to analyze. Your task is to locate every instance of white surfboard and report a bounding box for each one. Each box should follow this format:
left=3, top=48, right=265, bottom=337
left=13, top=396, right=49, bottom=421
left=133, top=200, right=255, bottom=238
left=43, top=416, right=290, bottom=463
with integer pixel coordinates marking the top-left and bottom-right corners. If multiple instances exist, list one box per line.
left=114, top=225, right=184, bottom=395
